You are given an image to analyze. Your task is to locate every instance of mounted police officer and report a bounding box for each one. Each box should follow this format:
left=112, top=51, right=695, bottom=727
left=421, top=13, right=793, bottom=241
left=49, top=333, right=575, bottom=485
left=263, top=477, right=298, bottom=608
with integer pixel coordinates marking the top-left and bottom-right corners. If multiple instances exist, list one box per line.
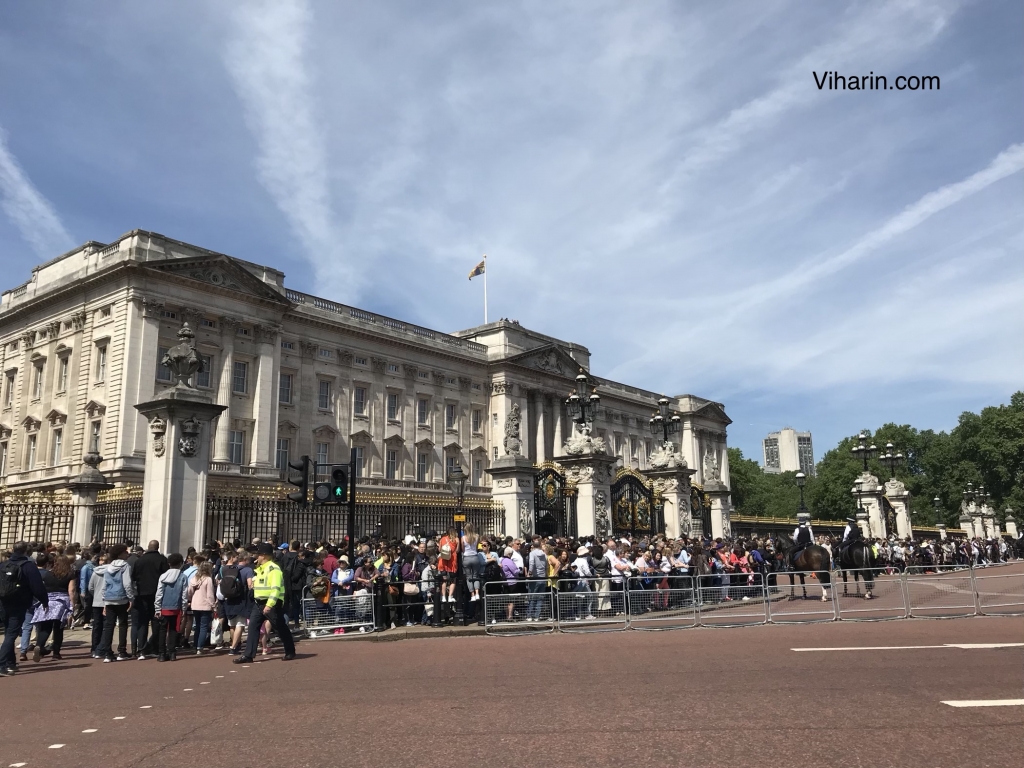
left=790, top=521, right=814, bottom=567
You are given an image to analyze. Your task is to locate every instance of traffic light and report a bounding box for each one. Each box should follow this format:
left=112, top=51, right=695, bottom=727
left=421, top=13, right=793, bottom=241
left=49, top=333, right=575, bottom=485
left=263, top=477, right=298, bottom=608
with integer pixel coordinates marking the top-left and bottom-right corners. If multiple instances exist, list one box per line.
left=313, top=464, right=347, bottom=505
left=286, top=455, right=310, bottom=507
left=331, top=464, right=348, bottom=503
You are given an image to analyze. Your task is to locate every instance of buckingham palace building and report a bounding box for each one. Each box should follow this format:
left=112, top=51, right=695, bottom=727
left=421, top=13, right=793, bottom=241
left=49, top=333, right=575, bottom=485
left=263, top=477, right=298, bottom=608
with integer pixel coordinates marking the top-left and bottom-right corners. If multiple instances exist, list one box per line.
left=0, top=230, right=732, bottom=548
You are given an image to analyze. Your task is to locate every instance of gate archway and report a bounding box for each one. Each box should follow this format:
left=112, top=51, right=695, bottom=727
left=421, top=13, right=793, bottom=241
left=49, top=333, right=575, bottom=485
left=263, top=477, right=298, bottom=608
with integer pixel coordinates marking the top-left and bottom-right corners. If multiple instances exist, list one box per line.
left=611, top=468, right=657, bottom=538
left=535, top=464, right=577, bottom=539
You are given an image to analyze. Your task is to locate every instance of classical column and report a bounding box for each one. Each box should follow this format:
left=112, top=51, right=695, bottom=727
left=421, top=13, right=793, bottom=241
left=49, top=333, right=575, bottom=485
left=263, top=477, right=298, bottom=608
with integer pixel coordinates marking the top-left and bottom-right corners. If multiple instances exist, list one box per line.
left=249, top=324, right=278, bottom=466
left=552, top=397, right=564, bottom=457
left=535, top=392, right=547, bottom=463
left=212, top=317, right=238, bottom=462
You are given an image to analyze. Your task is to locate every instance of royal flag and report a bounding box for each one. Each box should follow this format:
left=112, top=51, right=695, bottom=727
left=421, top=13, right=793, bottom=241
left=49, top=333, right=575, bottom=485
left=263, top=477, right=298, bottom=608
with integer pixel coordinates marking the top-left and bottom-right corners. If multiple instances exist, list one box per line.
left=468, top=257, right=486, bottom=280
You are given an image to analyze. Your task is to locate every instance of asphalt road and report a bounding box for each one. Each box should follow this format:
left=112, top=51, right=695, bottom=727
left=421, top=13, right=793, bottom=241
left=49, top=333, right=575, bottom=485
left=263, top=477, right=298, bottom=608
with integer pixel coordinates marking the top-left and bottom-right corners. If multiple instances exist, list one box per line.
left=1, top=612, right=1021, bottom=768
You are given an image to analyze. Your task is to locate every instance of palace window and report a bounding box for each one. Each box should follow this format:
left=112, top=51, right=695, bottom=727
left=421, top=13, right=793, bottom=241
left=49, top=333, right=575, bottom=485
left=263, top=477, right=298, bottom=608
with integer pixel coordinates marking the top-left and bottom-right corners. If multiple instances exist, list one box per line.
left=354, top=356, right=367, bottom=366
left=191, top=354, right=212, bottom=389
left=27, top=434, right=37, bottom=469
left=316, top=442, right=329, bottom=467
left=275, top=438, right=290, bottom=470
left=0, top=441, right=7, bottom=476
left=32, top=361, right=44, bottom=400
left=492, top=446, right=498, bottom=461
left=473, top=459, right=483, bottom=487
left=387, top=393, right=400, bottom=420
left=95, top=344, right=107, bottom=381
left=416, top=452, right=428, bottom=482
left=56, top=355, right=69, bottom=392
left=417, top=399, right=428, bottom=424
left=50, top=428, right=62, bottom=465
left=279, top=373, right=293, bottom=404
left=418, top=371, right=429, bottom=380
left=318, top=380, right=332, bottom=411
left=160, top=309, right=176, bottom=319
left=229, top=430, right=245, bottom=464
left=385, top=449, right=398, bottom=480
left=201, top=318, right=216, bottom=328
left=354, top=387, right=366, bottom=416
left=354, top=446, right=364, bottom=477
left=232, top=361, right=248, bottom=394
left=319, top=348, right=333, bottom=359
left=3, top=371, right=15, bottom=407
left=471, top=409, right=482, bottom=434
left=445, top=403, right=457, bottom=430
left=446, top=455, right=458, bottom=480
left=89, top=421, right=102, bottom=453
left=387, top=363, right=400, bottom=374
left=156, top=347, right=172, bottom=382
left=99, top=306, right=112, bottom=319
left=281, top=340, right=294, bottom=350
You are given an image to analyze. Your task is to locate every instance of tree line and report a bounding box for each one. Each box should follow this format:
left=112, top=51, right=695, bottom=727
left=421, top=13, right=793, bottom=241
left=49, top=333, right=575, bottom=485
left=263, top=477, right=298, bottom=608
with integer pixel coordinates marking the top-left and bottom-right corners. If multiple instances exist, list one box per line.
left=727, top=391, right=1024, bottom=525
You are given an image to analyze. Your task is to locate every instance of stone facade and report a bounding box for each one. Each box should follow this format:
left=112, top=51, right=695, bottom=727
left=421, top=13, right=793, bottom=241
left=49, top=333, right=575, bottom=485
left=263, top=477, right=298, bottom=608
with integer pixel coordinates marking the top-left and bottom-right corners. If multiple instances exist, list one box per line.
left=0, top=230, right=732, bottom=508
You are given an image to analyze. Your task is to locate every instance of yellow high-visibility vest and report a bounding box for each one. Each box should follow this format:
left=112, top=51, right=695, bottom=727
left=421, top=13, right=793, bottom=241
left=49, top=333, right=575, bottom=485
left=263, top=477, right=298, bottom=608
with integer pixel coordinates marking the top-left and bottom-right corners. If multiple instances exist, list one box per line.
left=253, top=560, right=285, bottom=607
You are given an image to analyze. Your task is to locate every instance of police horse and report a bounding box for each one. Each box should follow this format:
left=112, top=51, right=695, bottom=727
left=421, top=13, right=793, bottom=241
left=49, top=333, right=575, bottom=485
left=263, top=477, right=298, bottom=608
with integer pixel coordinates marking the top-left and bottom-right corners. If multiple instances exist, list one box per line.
left=838, top=541, right=876, bottom=599
left=773, top=535, right=832, bottom=602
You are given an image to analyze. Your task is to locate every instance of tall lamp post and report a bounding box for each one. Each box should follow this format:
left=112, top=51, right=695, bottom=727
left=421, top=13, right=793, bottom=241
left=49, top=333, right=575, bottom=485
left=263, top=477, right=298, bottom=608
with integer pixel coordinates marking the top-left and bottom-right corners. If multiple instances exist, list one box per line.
left=933, top=496, right=943, bottom=527
left=851, top=431, right=877, bottom=472
left=565, top=372, right=601, bottom=432
left=447, top=464, right=468, bottom=626
left=649, top=397, right=681, bottom=444
left=879, top=443, right=904, bottom=479
left=796, top=471, right=808, bottom=515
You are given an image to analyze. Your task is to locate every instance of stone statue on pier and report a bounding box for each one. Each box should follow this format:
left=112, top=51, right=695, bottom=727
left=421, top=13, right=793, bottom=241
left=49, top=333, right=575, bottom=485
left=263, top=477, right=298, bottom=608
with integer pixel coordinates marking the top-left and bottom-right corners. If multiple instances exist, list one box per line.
left=160, top=323, right=204, bottom=387
left=503, top=403, right=523, bottom=456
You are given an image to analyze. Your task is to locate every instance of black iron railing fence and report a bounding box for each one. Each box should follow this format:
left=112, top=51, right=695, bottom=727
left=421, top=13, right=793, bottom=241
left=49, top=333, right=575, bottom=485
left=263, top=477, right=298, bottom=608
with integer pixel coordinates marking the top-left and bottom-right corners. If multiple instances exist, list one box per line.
left=91, top=494, right=143, bottom=545
left=0, top=501, right=74, bottom=549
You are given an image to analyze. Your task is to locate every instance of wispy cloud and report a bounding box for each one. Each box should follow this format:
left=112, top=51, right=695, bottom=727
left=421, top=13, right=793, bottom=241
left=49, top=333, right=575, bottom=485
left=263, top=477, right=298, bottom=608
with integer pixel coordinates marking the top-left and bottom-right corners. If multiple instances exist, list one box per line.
left=222, top=0, right=355, bottom=295
left=0, top=126, right=74, bottom=259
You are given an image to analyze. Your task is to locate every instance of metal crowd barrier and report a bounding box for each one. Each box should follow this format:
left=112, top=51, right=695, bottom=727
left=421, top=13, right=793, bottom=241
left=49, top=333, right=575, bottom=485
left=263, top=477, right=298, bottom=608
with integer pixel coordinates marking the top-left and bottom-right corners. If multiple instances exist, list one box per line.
left=695, top=574, right=768, bottom=627
left=973, top=569, right=1024, bottom=616
left=556, top=577, right=629, bottom=632
left=767, top=570, right=836, bottom=623
left=904, top=564, right=978, bottom=619
left=627, top=575, right=698, bottom=630
left=483, top=579, right=555, bottom=635
left=834, top=568, right=907, bottom=621
left=302, top=586, right=376, bottom=637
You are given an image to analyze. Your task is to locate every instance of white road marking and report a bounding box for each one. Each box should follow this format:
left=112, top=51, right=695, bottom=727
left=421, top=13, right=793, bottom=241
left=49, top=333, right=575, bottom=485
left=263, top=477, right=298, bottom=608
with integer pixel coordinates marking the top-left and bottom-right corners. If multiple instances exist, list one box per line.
left=10, top=762, right=27, bottom=766
left=82, top=729, right=97, bottom=733
left=139, top=705, right=152, bottom=709
left=183, top=688, right=193, bottom=691
left=48, top=745, right=64, bottom=749
left=792, top=643, right=1024, bottom=652
left=113, top=716, right=126, bottom=720
left=216, top=675, right=224, bottom=678
left=200, top=681, right=210, bottom=685
left=942, top=699, right=1024, bottom=708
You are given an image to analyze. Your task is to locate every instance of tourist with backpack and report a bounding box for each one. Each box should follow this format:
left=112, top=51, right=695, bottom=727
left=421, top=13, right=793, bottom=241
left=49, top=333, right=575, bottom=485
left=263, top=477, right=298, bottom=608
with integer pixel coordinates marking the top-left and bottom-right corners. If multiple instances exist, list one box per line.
left=98, top=543, right=135, bottom=662
left=0, top=542, right=50, bottom=676
left=223, top=551, right=254, bottom=655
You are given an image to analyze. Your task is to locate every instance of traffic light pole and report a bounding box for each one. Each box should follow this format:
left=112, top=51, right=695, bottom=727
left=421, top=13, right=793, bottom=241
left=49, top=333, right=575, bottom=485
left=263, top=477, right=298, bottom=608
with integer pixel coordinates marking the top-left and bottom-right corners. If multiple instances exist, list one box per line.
left=347, top=447, right=357, bottom=564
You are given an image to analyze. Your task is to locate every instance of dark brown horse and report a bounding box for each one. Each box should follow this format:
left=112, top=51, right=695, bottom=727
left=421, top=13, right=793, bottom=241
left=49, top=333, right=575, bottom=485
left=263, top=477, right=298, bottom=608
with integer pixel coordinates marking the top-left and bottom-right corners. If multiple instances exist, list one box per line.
left=773, top=535, right=832, bottom=602
left=839, top=541, right=876, bottom=599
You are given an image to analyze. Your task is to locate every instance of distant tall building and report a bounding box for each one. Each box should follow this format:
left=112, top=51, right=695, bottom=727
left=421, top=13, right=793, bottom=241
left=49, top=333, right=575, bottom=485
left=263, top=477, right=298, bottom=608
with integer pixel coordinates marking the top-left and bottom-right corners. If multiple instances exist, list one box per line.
left=763, top=428, right=814, bottom=475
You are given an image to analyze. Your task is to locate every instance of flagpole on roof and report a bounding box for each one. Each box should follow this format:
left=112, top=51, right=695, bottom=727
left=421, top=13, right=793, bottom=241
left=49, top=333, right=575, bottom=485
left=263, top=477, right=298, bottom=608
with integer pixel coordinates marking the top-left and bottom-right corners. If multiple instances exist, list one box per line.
left=483, top=253, right=488, bottom=324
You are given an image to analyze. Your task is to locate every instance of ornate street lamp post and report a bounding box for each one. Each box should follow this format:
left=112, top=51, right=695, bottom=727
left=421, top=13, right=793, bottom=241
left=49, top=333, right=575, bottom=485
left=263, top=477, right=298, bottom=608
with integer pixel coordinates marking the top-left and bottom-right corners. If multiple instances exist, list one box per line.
left=879, top=442, right=904, bottom=479
left=447, top=464, right=468, bottom=626
left=933, top=496, right=943, bottom=527
left=851, top=431, right=877, bottom=472
left=565, top=372, right=601, bottom=432
left=796, top=471, right=807, bottom=515
left=649, top=397, right=681, bottom=444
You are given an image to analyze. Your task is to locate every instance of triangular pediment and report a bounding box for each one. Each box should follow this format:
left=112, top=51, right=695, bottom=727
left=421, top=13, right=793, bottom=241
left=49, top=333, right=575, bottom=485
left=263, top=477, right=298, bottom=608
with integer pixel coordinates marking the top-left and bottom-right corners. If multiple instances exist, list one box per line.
left=143, top=254, right=292, bottom=307
left=692, top=401, right=732, bottom=425
left=384, top=434, right=405, bottom=446
left=350, top=429, right=374, bottom=443
left=277, top=420, right=298, bottom=435
left=45, top=408, right=67, bottom=426
left=84, top=400, right=106, bottom=417
left=312, top=424, right=338, bottom=438
left=504, top=344, right=584, bottom=380
left=414, top=437, right=434, bottom=449
left=443, top=439, right=462, bottom=452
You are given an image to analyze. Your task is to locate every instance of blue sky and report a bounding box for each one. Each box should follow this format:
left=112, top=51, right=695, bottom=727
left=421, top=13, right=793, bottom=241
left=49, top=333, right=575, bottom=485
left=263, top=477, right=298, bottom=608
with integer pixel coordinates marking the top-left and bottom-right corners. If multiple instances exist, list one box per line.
left=1, top=0, right=1021, bottom=465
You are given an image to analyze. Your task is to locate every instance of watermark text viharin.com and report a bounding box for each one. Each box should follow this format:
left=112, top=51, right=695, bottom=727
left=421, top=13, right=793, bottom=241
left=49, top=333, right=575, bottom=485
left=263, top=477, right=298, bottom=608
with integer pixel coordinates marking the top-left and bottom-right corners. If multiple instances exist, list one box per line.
left=813, top=71, right=940, bottom=90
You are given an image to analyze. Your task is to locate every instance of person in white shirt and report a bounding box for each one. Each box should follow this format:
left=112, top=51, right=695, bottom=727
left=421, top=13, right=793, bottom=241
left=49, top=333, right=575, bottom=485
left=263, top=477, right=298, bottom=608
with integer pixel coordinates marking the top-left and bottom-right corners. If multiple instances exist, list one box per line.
left=570, top=546, right=594, bottom=620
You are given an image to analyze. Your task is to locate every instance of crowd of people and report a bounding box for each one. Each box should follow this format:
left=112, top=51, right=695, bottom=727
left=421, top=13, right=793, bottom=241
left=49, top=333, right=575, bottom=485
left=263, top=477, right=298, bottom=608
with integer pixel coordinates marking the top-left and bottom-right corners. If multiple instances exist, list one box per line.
left=0, top=523, right=1020, bottom=674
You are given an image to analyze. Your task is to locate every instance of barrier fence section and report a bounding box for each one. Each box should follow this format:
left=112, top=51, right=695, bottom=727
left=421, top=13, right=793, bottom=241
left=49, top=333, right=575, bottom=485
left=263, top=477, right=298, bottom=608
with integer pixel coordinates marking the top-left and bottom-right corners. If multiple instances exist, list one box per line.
left=556, top=577, right=628, bottom=632
left=696, top=574, right=768, bottom=627
left=484, top=579, right=556, bottom=635
left=627, top=575, right=697, bottom=630
left=302, top=586, right=376, bottom=637
left=834, top=568, right=907, bottom=621
left=972, top=569, right=1024, bottom=616
left=904, top=565, right=978, bottom=619
left=767, top=570, right=837, bottom=624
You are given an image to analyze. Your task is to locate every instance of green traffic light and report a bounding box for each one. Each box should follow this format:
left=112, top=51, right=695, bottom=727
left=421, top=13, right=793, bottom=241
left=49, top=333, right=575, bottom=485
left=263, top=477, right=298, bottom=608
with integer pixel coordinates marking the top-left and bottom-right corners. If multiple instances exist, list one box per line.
left=334, top=486, right=343, bottom=497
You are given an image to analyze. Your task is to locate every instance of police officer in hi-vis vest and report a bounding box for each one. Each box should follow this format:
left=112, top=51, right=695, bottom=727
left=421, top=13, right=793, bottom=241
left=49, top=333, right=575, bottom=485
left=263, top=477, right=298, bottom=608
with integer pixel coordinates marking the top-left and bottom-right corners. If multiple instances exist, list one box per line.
left=235, top=543, right=296, bottom=663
